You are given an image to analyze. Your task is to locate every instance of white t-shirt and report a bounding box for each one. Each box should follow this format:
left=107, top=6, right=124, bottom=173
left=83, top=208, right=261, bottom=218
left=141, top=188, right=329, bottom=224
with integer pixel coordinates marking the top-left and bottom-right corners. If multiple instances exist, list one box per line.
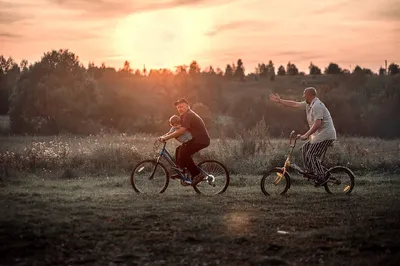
left=300, top=98, right=337, bottom=144
left=169, top=127, right=193, bottom=143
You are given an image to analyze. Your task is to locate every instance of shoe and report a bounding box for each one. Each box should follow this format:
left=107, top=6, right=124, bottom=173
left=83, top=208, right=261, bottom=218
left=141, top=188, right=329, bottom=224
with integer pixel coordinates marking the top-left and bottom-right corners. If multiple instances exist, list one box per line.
left=180, top=179, right=191, bottom=186
left=191, top=173, right=205, bottom=186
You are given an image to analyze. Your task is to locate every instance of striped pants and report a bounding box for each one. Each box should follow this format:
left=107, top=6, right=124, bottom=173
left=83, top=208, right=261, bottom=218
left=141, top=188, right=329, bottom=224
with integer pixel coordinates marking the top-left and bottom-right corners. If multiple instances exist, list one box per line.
left=301, top=140, right=334, bottom=177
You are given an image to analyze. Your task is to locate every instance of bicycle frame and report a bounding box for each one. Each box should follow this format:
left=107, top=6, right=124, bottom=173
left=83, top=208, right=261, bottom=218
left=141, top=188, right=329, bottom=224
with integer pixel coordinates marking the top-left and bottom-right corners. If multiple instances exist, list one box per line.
left=277, top=130, right=330, bottom=183
left=275, top=131, right=298, bottom=183
left=151, top=141, right=213, bottom=184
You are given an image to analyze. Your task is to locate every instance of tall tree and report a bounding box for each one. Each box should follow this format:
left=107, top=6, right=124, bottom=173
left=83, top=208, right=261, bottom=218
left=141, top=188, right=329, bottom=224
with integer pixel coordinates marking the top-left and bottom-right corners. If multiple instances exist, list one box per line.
left=388, top=63, right=399, bottom=75
left=189, top=60, right=201, bottom=76
left=362, top=68, right=373, bottom=75
left=9, top=49, right=98, bottom=134
left=277, top=65, right=286, bottom=76
left=286, top=61, right=299, bottom=76
left=121, top=60, right=133, bottom=73
left=0, top=56, right=21, bottom=115
left=258, top=63, right=267, bottom=77
left=324, top=63, right=342, bottom=74
left=224, top=64, right=233, bottom=79
left=234, top=59, right=245, bottom=81
left=379, top=67, right=386, bottom=76
left=309, top=62, right=322, bottom=75
left=352, top=65, right=363, bottom=74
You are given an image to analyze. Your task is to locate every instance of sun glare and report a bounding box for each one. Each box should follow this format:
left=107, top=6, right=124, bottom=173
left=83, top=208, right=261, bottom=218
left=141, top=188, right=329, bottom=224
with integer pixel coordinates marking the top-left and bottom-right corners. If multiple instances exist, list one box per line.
left=114, top=7, right=213, bottom=70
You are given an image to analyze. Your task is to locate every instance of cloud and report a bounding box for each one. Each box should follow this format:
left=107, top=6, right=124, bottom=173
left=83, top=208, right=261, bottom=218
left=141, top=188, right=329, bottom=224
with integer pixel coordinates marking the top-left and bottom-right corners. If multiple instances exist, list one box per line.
left=47, top=0, right=233, bottom=19
left=39, top=30, right=104, bottom=41
left=0, top=32, right=22, bottom=39
left=205, top=20, right=272, bottom=37
left=0, top=11, right=30, bottom=24
left=375, top=4, right=400, bottom=21
left=270, top=51, right=325, bottom=63
left=311, top=0, right=355, bottom=15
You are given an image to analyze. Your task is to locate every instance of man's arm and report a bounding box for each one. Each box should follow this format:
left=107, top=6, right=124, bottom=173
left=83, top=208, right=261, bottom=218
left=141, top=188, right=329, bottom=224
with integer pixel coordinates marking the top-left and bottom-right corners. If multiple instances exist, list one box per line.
left=269, top=93, right=303, bottom=108
left=302, top=119, right=322, bottom=139
left=162, top=127, right=186, bottom=141
left=303, top=104, right=324, bottom=138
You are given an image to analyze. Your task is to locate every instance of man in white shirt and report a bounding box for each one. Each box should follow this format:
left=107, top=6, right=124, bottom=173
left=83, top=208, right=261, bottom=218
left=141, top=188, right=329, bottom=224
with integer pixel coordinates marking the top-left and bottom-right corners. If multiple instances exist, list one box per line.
left=269, top=87, right=337, bottom=185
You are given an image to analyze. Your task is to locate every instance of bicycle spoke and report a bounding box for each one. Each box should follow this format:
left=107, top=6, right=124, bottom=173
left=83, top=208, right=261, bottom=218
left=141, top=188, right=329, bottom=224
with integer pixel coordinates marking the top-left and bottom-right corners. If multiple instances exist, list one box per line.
left=193, top=160, right=230, bottom=195
left=261, top=168, right=290, bottom=196
left=324, top=166, right=355, bottom=195
left=130, top=160, right=169, bottom=194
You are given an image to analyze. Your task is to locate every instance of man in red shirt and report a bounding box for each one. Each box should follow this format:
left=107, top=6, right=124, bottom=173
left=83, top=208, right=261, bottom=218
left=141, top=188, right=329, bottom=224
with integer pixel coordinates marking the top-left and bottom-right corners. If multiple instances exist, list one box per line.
left=160, top=98, right=211, bottom=186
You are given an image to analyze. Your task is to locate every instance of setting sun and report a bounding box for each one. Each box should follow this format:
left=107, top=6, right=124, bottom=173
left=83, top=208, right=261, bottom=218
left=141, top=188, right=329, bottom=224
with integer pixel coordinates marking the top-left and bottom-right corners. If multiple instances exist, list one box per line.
left=114, top=7, right=214, bottom=69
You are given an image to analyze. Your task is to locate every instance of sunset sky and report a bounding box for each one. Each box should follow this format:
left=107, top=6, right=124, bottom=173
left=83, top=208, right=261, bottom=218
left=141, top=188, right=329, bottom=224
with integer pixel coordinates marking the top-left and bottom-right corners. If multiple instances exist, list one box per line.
left=1, top=0, right=399, bottom=73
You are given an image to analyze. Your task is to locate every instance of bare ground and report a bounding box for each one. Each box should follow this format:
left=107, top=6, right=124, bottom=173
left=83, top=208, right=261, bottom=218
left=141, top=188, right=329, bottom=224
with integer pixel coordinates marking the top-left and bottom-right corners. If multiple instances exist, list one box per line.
left=0, top=174, right=399, bottom=266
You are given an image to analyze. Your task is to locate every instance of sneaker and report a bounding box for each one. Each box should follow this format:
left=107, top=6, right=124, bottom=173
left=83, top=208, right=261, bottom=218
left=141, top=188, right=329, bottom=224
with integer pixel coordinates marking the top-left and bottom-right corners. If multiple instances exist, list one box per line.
left=191, top=173, right=205, bottom=186
left=180, top=179, right=191, bottom=186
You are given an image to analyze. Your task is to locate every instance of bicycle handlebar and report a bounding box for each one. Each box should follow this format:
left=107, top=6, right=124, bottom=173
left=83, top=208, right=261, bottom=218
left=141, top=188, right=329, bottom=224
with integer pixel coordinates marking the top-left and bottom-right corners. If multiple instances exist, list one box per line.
left=289, top=130, right=300, bottom=147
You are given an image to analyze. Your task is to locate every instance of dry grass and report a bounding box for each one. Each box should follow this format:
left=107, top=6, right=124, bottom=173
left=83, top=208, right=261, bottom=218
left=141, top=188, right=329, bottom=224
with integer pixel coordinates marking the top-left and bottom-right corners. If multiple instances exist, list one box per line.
left=0, top=115, right=10, bottom=135
left=1, top=129, right=399, bottom=179
left=1, top=130, right=399, bottom=265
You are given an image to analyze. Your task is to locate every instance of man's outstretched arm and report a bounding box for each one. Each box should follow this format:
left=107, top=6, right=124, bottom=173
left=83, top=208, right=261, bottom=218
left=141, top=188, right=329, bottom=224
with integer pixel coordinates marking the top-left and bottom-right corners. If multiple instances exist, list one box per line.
left=269, top=93, right=303, bottom=108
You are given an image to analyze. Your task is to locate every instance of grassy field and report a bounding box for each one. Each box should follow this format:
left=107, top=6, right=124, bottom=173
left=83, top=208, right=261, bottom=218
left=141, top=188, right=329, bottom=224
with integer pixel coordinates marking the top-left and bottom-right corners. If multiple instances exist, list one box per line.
left=0, top=115, right=10, bottom=135
left=0, top=134, right=400, bottom=265
left=1, top=132, right=399, bottom=178
left=0, top=173, right=399, bottom=265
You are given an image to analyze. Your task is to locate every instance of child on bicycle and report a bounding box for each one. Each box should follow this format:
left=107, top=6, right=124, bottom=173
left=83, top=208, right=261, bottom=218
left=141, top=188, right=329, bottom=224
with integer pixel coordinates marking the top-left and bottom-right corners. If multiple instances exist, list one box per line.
left=160, top=115, right=193, bottom=169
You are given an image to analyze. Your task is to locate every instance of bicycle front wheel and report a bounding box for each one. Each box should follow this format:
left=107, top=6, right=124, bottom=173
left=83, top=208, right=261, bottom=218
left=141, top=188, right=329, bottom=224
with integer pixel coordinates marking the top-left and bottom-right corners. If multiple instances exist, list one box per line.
left=260, top=167, right=290, bottom=196
left=193, top=160, right=230, bottom=195
left=130, top=159, right=169, bottom=194
left=324, top=166, right=355, bottom=195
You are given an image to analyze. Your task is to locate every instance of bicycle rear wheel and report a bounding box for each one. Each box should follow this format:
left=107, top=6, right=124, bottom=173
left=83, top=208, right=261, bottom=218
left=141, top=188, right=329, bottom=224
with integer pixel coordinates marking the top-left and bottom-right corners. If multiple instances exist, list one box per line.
left=193, top=160, right=230, bottom=195
left=324, top=166, right=355, bottom=194
left=130, top=159, right=169, bottom=194
left=260, top=167, right=291, bottom=196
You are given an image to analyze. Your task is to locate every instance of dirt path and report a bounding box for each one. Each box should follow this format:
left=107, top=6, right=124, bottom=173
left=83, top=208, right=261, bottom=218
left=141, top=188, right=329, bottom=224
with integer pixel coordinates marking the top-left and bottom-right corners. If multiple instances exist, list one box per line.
left=0, top=174, right=399, bottom=265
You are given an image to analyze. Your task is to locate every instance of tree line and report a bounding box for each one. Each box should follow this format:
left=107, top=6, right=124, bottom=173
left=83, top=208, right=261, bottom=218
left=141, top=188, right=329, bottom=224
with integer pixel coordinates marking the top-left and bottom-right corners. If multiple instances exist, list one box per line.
left=0, top=49, right=399, bottom=138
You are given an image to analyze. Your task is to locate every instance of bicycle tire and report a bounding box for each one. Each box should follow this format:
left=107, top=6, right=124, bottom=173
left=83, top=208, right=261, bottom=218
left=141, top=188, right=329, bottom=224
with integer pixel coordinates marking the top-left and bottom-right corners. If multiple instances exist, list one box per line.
left=260, top=167, right=291, bottom=196
left=193, top=160, right=230, bottom=195
left=324, top=166, right=355, bottom=195
left=130, top=159, right=169, bottom=194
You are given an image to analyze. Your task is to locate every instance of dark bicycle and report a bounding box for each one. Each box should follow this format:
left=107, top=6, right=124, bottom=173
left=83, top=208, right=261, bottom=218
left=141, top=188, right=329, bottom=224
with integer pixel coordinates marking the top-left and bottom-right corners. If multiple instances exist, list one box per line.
left=130, top=140, right=230, bottom=195
left=261, top=130, right=355, bottom=196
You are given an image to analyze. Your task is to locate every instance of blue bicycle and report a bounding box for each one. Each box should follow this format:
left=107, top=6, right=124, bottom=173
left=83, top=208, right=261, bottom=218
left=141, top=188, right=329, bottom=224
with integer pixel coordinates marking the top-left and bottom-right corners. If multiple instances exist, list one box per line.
left=130, top=140, right=230, bottom=195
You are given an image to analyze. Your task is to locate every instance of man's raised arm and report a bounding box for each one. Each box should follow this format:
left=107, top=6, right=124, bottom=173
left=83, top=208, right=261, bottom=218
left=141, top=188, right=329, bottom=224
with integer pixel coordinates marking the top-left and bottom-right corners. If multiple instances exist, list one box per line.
left=269, top=93, right=303, bottom=108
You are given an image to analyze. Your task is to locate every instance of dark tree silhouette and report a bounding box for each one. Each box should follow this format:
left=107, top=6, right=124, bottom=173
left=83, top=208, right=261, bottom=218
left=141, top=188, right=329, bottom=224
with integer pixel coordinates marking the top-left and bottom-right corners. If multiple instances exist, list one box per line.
left=189, top=60, right=201, bottom=76
left=277, top=65, right=286, bottom=76
left=224, top=64, right=233, bottom=79
left=0, top=56, right=21, bottom=115
left=325, top=63, right=342, bottom=74
left=286, top=61, right=299, bottom=76
left=309, top=62, right=322, bottom=75
left=388, top=63, right=399, bottom=75
left=362, top=68, right=373, bottom=75
left=119, top=60, right=133, bottom=74
left=234, top=59, right=245, bottom=81
left=353, top=65, right=363, bottom=74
